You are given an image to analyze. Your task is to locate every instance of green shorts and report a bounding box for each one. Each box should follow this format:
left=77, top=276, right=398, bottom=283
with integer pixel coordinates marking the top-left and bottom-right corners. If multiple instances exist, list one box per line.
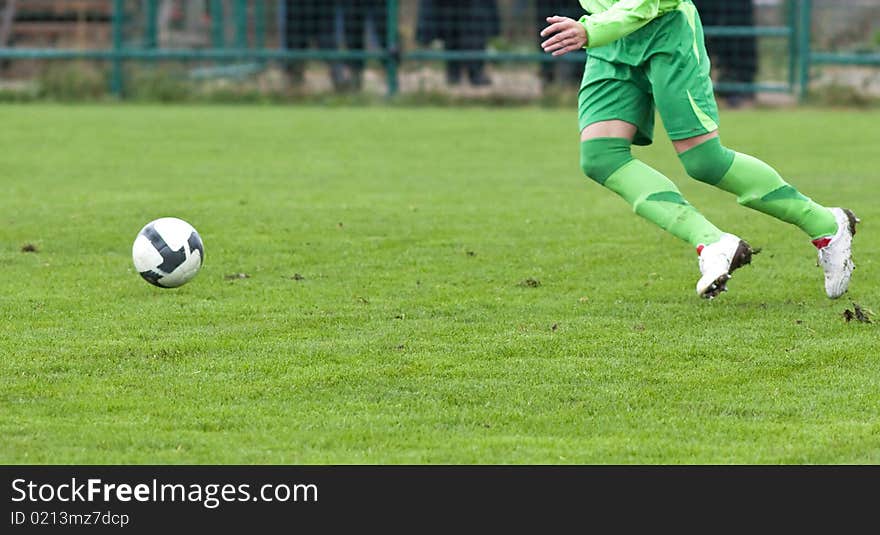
left=577, top=0, right=720, bottom=146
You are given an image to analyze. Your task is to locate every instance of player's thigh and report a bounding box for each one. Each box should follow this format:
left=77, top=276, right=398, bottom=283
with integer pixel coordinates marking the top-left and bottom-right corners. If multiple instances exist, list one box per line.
left=581, top=120, right=637, bottom=142
left=649, top=2, right=721, bottom=142
left=578, top=57, right=654, bottom=145
left=651, top=51, right=720, bottom=142
left=672, top=130, right=719, bottom=153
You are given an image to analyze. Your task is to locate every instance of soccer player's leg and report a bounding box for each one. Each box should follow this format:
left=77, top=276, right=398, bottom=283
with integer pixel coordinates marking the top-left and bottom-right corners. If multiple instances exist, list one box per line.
left=653, top=1, right=858, bottom=298
left=578, top=61, right=738, bottom=298
left=676, top=134, right=858, bottom=299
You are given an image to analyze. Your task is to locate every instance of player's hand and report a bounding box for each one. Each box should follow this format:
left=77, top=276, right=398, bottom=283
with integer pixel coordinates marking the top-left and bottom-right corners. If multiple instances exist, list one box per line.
left=540, top=16, right=587, bottom=56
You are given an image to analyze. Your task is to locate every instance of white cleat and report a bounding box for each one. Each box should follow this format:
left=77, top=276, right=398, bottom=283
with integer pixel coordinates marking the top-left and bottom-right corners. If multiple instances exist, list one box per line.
left=696, top=233, right=754, bottom=299
left=814, top=208, right=859, bottom=299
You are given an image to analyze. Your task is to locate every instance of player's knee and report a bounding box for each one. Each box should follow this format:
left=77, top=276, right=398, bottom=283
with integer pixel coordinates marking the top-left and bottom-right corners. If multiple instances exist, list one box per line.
left=678, top=138, right=736, bottom=185
left=580, top=152, right=609, bottom=184
left=580, top=138, right=634, bottom=185
left=681, top=157, right=728, bottom=183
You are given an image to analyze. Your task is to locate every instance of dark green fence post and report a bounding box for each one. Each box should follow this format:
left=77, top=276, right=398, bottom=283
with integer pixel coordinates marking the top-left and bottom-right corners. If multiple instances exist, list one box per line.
left=255, top=0, right=266, bottom=51
left=144, top=0, right=158, bottom=49
left=386, top=0, right=399, bottom=97
left=787, top=0, right=796, bottom=92
left=798, top=0, right=812, bottom=101
left=234, top=0, right=248, bottom=49
left=110, top=0, right=124, bottom=97
left=211, top=0, right=225, bottom=48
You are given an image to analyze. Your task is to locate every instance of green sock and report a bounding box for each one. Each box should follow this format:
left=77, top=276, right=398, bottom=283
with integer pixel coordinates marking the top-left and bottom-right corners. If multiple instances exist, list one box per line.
left=606, top=160, right=725, bottom=247
left=581, top=138, right=724, bottom=248
left=679, top=138, right=838, bottom=240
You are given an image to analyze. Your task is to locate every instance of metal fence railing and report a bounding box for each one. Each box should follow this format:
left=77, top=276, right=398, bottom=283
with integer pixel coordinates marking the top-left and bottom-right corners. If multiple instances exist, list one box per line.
left=801, top=0, right=880, bottom=97
left=0, top=0, right=878, bottom=100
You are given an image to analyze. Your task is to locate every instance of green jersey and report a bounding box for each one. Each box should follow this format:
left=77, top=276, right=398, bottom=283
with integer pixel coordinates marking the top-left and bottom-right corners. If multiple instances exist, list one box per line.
left=578, top=0, right=683, bottom=48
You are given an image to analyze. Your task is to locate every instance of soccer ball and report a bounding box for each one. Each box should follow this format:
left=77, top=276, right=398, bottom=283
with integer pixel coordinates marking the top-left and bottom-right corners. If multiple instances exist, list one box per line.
left=132, top=217, right=204, bottom=288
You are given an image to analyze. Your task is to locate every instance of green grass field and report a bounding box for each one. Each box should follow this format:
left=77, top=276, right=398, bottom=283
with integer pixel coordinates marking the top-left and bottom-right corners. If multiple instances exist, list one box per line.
left=1, top=105, right=878, bottom=464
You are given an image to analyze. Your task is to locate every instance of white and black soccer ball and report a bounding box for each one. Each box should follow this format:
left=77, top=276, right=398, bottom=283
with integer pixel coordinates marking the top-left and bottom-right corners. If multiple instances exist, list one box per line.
left=132, top=217, right=204, bottom=288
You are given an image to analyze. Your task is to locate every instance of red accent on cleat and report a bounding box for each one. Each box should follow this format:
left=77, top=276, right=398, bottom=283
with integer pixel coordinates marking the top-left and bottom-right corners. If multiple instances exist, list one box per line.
left=696, top=245, right=705, bottom=256
left=812, top=237, right=832, bottom=250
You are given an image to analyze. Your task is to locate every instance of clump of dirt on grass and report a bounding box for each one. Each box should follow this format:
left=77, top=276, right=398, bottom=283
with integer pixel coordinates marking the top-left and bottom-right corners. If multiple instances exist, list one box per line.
left=21, top=243, right=38, bottom=253
left=519, top=278, right=541, bottom=288
left=843, top=303, right=873, bottom=324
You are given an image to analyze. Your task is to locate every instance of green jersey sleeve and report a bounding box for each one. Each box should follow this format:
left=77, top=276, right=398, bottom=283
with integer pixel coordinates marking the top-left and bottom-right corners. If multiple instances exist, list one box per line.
left=579, top=0, right=661, bottom=48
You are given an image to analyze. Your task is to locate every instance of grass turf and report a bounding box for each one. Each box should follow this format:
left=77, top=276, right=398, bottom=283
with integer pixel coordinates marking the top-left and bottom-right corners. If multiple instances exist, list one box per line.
left=1, top=105, right=878, bottom=464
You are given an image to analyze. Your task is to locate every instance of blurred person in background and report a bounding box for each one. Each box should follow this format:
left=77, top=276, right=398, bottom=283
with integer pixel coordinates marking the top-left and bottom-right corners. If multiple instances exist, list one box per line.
left=282, top=0, right=386, bottom=92
left=695, top=0, right=757, bottom=107
left=280, top=0, right=325, bottom=85
left=335, top=0, right=388, bottom=91
left=417, top=0, right=500, bottom=86
left=535, top=0, right=584, bottom=87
